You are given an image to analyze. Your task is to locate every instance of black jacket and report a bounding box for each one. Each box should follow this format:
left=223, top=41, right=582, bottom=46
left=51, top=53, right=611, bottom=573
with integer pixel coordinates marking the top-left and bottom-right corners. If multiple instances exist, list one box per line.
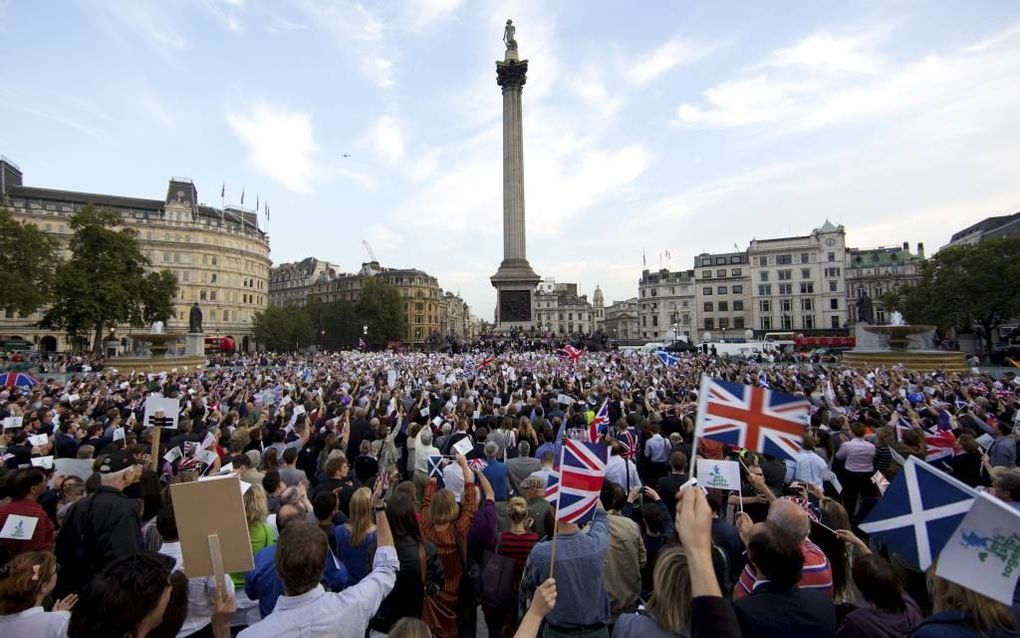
left=733, top=582, right=836, bottom=638
left=370, top=537, right=443, bottom=633
left=55, top=486, right=142, bottom=598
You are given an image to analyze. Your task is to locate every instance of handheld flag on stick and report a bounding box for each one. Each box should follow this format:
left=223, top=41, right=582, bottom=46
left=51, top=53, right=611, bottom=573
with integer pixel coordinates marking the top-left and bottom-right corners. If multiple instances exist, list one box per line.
left=548, top=440, right=608, bottom=579
left=588, top=399, right=609, bottom=443
left=656, top=351, right=679, bottom=367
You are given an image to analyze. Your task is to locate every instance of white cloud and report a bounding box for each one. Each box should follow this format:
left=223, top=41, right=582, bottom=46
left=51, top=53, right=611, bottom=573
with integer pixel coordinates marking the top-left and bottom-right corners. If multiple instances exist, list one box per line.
left=411, top=153, right=438, bottom=181
left=360, top=55, right=396, bottom=89
left=228, top=103, right=318, bottom=193
left=367, top=116, right=405, bottom=163
left=631, top=35, right=720, bottom=84
left=402, top=0, right=463, bottom=31
left=90, top=1, right=187, bottom=58
left=763, top=32, right=885, bottom=74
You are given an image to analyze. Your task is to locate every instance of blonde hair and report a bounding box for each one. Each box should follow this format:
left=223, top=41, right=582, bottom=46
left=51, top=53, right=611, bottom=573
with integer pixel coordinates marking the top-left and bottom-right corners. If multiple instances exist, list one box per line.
left=644, top=547, right=692, bottom=633
left=508, top=496, right=529, bottom=525
left=428, top=488, right=460, bottom=525
left=931, top=573, right=1016, bottom=634
left=244, top=483, right=269, bottom=526
left=389, top=617, right=433, bottom=638
left=348, top=487, right=374, bottom=546
left=0, top=551, right=56, bottom=614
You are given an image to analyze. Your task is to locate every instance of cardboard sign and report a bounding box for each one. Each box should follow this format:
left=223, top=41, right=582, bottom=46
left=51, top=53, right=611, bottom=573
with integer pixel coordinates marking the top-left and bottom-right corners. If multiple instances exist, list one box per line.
left=54, top=458, right=95, bottom=480
left=453, top=437, right=474, bottom=457
left=2, top=416, right=24, bottom=430
left=0, top=514, right=39, bottom=540
left=169, top=476, right=254, bottom=578
left=28, top=433, right=49, bottom=447
left=30, top=456, right=54, bottom=470
left=144, top=396, right=179, bottom=429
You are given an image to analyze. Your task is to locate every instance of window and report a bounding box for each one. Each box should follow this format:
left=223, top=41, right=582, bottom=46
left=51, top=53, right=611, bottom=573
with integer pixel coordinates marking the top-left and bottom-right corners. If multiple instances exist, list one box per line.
left=734, top=317, right=745, bottom=329
left=715, top=257, right=726, bottom=265
left=758, top=285, right=772, bottom=296
left=781, top=299, right=792, bottom=312
left=776, top=254, right=792, bottom=265
left=759, top=300, right=771, bottom=313
left=704, top=318, right=715, bottom=330
left=716, top=269, right=726, bottom=278
left=652, top=315, right=658, bottom=327
left=801, top=298, right=813, bottom=311
left=733, top=301, right=744, bottom=311
left=200, top=290, right=207, bottom=301
left=703, top=287, right=713, bottom=296
left=182, top=271, right=189, bottom=283
left=650, top=289, right=657, bottom=297
left=804, top=315, right=815, bottom=330
left=800, top=283, right=814, bottom=294
left=701, top=258, right=712, bottom=267
left=828, top=252, right=836, bottom=262
left=829, top=281, right=838, bottom=292
left=210, top=290, right=217, bottom=301
left=704, top=302, right=714, bottom=312
left=730, top=268, right=742, bottom=276
left=778, top=283, right=792, bottom=295
left=718, top=301, right=729, bottom=311
left=702, top=270, right=712, bottom=279
left=730, top=256, right=741, bottom=264
left=778, top=270, right=792, bottom=281
left=716, top=286, right=727, bottom=295
left=824, top=267, right=841, bottom=277
left=830, top=298, right=839, bottom=310
left=800, top=253, right=810, bottom=264
left=781, top=315, right=793, bottom=329
left=831, top=315, right=841, bottom=329
left=732, top=285, right=743, bottom=294
left=718, top=318, right=729, bottom=329
left=760, top=316, right=773, bottom=330
left=801, top=268, right=811, bottom=279
left=758, top=256, right=768, bottom=266
left=759, top=271, right=769, bottom=281
left=211, top=273, right=217, bottom=283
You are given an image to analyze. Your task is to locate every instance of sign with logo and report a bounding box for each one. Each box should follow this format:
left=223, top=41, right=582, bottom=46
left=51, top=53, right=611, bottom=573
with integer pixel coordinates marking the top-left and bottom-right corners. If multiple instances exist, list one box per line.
left=696, top=458, right=742, bottom=491
left=937, top=492, right=1020, bottom=605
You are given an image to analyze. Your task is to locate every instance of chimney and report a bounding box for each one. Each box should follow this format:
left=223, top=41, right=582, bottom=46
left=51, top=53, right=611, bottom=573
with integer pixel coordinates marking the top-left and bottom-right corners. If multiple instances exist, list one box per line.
left=917, top=242, right=925, bottom=259
left=902, top=241, right=909, bottom=252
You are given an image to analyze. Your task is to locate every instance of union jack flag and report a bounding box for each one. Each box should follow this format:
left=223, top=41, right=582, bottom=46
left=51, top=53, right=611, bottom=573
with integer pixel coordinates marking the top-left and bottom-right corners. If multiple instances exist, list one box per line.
left=924, top=429, right=957, bottom=463
left=477, top=356, right=497, bottom=370
left=467, top=458, right=488, bottom=472
left=545, top=472, right=559, bottom=506
left=550, top=440, right=607, bottom=525
left=588, top=399, right=609, bottom=442
left=694, top=375, right=809, bottom=462
left=558, top=345, right=583, bottom=363
left=616, top=429, right=638, bottom=461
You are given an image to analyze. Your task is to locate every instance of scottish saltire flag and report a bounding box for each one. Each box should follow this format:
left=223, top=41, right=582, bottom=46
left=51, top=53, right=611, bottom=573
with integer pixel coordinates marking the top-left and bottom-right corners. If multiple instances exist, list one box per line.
left=859, top=456, right=976, bottom=569
left=551, top=440, right=608, bottom=525
left=545, top=472, right=559, bottom=507
left=558, top=345, right=583, bottom=362
left=925, top=429, right=957, bottom=463
left=427, top=455, right=445, bottom=481
left=301, top=367, right=312, bottom=383
left=694, top=375, right=809, bottom=462
left=758, top=370, right=770, bottom=389
left=656, top=351, right=679, bottom=367
left=588, top=399, right=609, bottom=442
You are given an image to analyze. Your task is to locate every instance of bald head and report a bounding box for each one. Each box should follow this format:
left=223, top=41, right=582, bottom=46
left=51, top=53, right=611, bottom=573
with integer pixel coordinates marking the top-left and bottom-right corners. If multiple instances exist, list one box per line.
left=768, top=498, right=811, bottom=540
left=277, top=503, right=303, bottom=534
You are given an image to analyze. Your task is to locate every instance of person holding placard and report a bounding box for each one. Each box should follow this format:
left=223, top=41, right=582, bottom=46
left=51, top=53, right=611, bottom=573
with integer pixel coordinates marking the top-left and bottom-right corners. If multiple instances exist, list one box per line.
left=0, top=469, right=54, bottom=557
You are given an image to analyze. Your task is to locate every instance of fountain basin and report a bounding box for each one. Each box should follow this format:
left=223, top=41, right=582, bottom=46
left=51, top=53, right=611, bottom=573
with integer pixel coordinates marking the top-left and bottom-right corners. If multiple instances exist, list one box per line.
left=111, top=332, right=206, bottom=374
left=843, top=323, right=968, bottom=372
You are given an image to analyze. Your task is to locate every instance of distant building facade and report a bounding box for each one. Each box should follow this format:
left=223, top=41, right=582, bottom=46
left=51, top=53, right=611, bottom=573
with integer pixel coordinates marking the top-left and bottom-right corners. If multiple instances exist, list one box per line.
left=269, top=257, right=339, bottom=308
left=0, top=156, right=269, bottom=352
left=638, top=268, right=696, bottom=341
left=439, top=292, right=469, bottom=338
left=748, top=220, right=848, bottom=334
left=693, top=251, right=751, bottom=341
left=533, top=278, right=596, bottom=336
left=944, top=211, right=1020, bottom=249
left=603, top=298, right=640, bottom=341
left=845, top=242, right=925, bottom=324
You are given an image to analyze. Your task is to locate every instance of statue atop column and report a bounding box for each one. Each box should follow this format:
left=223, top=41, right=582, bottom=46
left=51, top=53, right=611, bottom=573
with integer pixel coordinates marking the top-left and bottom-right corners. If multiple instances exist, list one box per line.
left=189, top=301, right=203, bottom=333
left=503, top=19, right=517, bottom=51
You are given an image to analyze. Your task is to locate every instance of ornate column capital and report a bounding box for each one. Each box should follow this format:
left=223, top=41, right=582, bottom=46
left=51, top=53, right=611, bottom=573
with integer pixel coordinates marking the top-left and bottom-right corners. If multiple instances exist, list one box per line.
left=496, top=60, right=528, bottom=92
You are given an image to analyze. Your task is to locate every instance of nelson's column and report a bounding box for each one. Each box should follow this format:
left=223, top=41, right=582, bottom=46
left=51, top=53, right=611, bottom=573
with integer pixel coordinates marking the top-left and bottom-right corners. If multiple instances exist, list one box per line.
left=490, top=19, right=541, bottom=331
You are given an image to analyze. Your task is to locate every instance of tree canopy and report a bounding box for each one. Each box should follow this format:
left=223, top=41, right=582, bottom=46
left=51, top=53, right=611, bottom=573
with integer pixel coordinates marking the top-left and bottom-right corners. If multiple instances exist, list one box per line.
left=41, top=205, right=177, bottom=352
left=0, top=207, right=57, bottom=315
left=356, top=277, right=405, bottom=343
left=252, top=306, right=315, bottom=351
left=885, top=235, right=1020, bottom=350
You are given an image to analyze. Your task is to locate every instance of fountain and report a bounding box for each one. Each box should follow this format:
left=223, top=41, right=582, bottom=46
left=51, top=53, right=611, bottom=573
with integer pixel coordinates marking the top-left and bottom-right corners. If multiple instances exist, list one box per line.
left=842, top=311, right=967, bottom=372
left=110, top=322, right=206, bottom=373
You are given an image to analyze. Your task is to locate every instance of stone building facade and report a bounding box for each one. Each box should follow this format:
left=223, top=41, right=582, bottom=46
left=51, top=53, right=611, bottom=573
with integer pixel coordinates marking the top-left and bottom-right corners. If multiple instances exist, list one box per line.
left=532, top=278, right=597, bottom=336
left=269, top=258, right=339, bottom=308
left=439, top=292, right=470, bottom=338
left=693, top=251, right=752, bottom=341
left=845, top=243, right=925, bottom=324
left=0, top=157, right=270, bottom=352
left=638, top=268, right=696, bottom=341
left=748, top=220, right=848, bottom=334
left=603, top=298, right=640, bottom=341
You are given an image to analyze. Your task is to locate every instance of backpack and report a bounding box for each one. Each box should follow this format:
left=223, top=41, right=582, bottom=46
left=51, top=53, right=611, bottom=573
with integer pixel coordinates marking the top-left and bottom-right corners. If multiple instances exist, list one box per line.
left=480, top=534, right=517, bottom=611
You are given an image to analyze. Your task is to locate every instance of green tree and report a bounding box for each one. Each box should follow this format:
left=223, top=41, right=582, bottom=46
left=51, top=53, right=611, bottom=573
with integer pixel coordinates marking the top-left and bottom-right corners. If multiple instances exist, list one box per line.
left=356, top=277, right=405, bottom=343
left=40, top=205, right=177, bottom=352
left=0, top=207, right=58, bottom=315
left=887, top=235, right=1020, bottom=351
left=304, top=298, right=360, bottom=349
left=253, top=306, right=315, bottom=351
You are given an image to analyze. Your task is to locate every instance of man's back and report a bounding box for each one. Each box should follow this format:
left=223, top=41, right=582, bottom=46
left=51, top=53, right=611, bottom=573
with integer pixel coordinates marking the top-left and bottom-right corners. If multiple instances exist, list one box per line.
left=734, top=582, right=836, bottom=638
left=604, top=513, right=646, bottom=620
left=55, top=487, right=142, bottom=597
left=507, top=456, right=542, bottom=495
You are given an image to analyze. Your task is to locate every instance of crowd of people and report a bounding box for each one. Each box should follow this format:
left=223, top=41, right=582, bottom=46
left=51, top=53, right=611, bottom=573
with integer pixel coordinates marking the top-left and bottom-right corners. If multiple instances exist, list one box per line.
left=1, top=347, right=1020, bottom=638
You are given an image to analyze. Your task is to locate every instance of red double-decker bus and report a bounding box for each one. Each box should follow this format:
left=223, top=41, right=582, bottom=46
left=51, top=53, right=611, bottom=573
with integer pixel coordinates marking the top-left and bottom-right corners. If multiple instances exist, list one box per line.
left=204, top=336, right=236, bottom=353
left=794, top=334, right=855, bottom=349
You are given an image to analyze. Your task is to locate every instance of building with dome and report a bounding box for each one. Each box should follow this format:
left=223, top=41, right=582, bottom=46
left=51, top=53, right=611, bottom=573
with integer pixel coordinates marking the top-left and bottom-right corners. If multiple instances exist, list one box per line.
left=592, top=284, right=605, bottom=332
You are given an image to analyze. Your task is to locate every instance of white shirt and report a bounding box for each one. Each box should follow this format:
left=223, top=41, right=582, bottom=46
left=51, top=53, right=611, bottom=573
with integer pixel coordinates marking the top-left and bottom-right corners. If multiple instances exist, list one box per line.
left=159, top=541, right=235, bottom=638
left=237, top=546, right=399, bottom=638
left=795, top=450, right=830, bottom=488
left=0, top=606, right=69, bottom=638
left=606, top=455, right=642, bottom=491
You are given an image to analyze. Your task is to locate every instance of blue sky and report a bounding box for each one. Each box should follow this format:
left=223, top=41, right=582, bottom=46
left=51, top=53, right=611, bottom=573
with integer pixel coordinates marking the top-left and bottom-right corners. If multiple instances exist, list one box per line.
left=2, top=1, right=1019, bottom=320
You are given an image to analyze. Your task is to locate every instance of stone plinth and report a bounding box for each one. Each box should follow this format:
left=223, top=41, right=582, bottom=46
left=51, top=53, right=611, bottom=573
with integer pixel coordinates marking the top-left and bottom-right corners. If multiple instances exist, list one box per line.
left=844, top=323, right=967, bottom=372
left=185, top=333, right=205, bottom=356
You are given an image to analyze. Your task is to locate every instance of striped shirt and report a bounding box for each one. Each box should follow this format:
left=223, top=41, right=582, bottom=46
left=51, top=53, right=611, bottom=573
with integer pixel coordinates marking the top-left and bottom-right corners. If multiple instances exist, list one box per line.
left=499, top=530, right=540, bottom=587
left=733, top=539, right=833, bottom=600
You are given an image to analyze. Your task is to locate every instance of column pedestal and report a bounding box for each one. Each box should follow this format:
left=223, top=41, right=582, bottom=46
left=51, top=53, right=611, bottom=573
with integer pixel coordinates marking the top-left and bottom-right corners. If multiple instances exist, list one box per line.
left=185, top=333, right=205, bottom=356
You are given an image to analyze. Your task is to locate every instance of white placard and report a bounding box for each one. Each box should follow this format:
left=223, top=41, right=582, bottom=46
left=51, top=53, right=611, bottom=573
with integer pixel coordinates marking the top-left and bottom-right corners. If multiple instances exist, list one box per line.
left=977, top=433, right=996, bottom=450
left=163, top=447, right=183, bottom=463
left=557, top=394, right=575, bottom=406
left=201, top=431, right=217, bottom=449
left=0, top=514, right=39, bottom=541
left=144, top=396, right=179, bottom=429
left=28, top=434, right=49, bottom=447
left=453, top=437, right=474, bottom=457
left=200, top=449, right=219, bottom=466
left=112, top=427, right=126, bottom=442
left=54, top=458, right=95, bottom=480
left=387, top=369, right=397, bottom=389
left=936, top=493, right=1020, bottom=605
left=431, top=416, right=443, bottom=427
left=30, top=456, right=54, bottom=470
left=696, top=459, right=742, bottom=491
left=420, top=406, right=430, bottom=417
left=2, top=416, right=24, bottom=430
left=280, top=396, right=292, bottom=407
